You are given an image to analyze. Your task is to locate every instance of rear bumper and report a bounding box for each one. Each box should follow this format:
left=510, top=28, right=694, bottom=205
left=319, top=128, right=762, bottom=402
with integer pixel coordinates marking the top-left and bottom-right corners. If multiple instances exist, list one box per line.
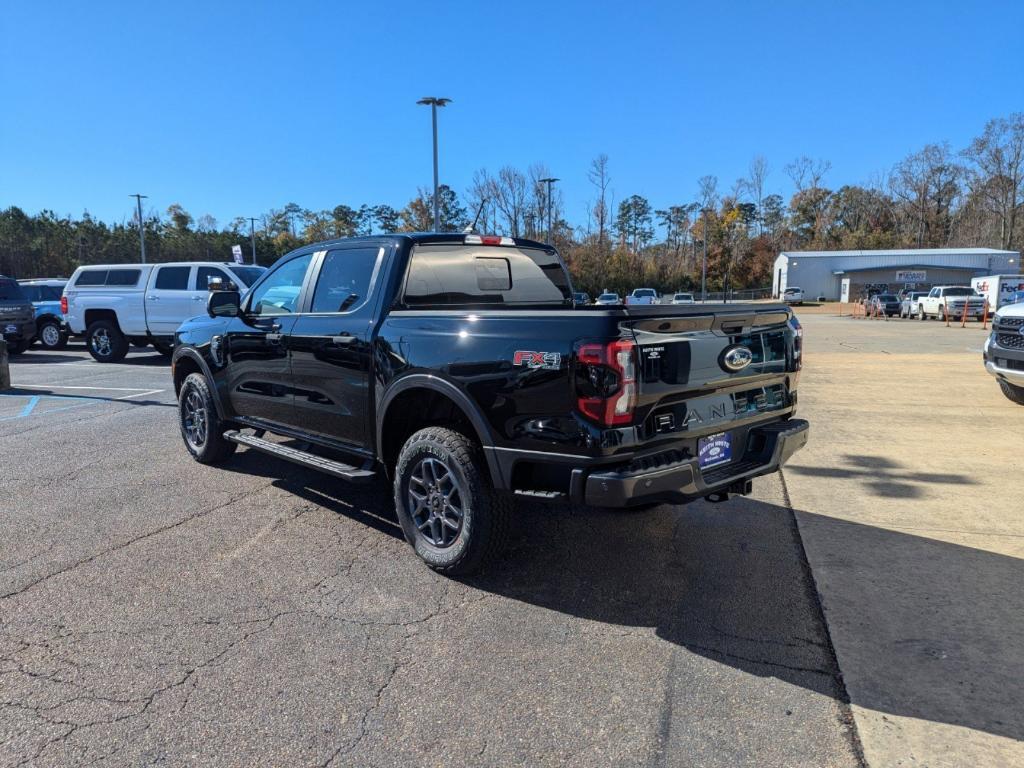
left=1, top=320, right=37, bottom=342
left=580, top=419, right=809, bottom=507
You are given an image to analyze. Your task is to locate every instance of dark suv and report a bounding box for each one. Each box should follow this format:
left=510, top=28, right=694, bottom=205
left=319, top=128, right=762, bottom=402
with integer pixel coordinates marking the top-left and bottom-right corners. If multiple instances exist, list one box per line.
left=0, top=276, right=36, bottom=355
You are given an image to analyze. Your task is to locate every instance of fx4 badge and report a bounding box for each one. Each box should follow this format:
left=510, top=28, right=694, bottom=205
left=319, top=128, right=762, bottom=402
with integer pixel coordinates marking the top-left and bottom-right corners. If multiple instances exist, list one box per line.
left=513, top=350, right=561, bottom=370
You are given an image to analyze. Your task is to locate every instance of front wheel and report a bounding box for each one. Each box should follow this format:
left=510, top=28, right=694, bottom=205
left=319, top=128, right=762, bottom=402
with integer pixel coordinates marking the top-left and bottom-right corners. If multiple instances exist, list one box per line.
left=86, top=320, right=129, bottom=362
left=998, top=379, right=1024, bottom=405
left=36, top=320, right=67, bottom=350
left=918, top=305, right=926, bottom=321
left=178, top=373, right=237, bottom=463
left=393, top=427, right=510, bottom=575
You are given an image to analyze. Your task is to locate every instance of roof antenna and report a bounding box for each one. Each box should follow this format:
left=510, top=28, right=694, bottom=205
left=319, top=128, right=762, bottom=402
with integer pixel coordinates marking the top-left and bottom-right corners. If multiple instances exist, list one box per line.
left=464, top=198, right=488, bottom=234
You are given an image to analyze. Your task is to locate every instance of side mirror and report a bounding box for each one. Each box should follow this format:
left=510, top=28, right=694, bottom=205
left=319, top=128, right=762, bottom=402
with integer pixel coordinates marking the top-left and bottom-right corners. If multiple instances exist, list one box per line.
left=208, top=290, right=241, bottom=318
left=207, top=277, right=239, bottom=293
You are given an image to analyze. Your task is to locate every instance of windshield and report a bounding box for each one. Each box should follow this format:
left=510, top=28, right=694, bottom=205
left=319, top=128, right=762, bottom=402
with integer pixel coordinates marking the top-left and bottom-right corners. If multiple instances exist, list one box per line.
left=943, top=287, right=976, bottom=297
left=785, top=287, right=801, bottom=293
left=633, top=289, right=656, bottom=297
left=228, top=266, right=264, bottom=286
left=0, top=279, right=27, bottom=301
left=599, top=294, right=618, bottom=300
left=879, top=295, right=898, bottom=301
left=674, top=294, right=692, bottom=300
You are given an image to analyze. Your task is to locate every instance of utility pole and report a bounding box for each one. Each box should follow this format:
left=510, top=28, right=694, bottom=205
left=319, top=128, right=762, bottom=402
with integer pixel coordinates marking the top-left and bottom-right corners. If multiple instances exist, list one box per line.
left=701, top=208, right=709, bottom=302
left=539, top=177, right=560, bottom=244
left=416, top=97, right=452, bottom=231
left=130, top=193, right=148, bottom=263
left=248, top=217, right=258, bottom=265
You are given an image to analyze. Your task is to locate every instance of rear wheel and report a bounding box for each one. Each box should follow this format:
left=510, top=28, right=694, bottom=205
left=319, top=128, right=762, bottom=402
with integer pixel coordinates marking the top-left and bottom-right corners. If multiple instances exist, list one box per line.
left=36, top=320, right=67, bottom=350
left=393, top=427, right=510, bottom=575
left=86, top=320, right=129, bottom=363
left=998, top=379, right=1024, bottom=405
left=917, top=305, right=926, bottom=321
left=178, top=372, right=237, bottom=463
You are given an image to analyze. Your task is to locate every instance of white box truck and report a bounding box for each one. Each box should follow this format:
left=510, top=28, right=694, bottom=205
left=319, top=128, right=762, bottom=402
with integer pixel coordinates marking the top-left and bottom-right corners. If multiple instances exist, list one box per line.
left=971, top=275, right=1024, bottom=311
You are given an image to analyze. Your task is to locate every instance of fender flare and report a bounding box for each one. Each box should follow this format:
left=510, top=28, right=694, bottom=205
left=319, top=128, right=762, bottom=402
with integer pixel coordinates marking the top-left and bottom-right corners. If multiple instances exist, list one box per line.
left=377, top=373, right=505, bottom=488
left=172, top=347, right=227, bottom=420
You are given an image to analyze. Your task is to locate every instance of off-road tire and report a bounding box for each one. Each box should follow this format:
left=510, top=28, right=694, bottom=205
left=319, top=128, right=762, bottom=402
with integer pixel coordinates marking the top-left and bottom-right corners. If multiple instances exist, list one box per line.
left=36, top=320, right=68, bottom=350
left=393, top=427, right=511, bottom=576
left=86, top=320, right=129, bottom=363
left=178, top=372, right=237, bottom=463
left=998, top=379, right=1024, bottom=405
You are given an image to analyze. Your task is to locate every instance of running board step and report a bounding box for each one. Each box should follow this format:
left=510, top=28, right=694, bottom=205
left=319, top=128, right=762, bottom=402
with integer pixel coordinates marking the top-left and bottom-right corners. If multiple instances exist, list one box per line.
left=223, top=430, right=376, bottom=484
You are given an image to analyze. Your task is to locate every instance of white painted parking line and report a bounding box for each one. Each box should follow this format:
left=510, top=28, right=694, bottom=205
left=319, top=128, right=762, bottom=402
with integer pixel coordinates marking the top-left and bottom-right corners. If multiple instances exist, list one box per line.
left=14, top=384, right=166, bottom=400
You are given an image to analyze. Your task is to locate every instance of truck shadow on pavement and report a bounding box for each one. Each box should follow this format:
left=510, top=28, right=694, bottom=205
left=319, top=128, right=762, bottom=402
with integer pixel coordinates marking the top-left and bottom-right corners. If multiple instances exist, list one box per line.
left=222, top=448, right=1021, bottom=745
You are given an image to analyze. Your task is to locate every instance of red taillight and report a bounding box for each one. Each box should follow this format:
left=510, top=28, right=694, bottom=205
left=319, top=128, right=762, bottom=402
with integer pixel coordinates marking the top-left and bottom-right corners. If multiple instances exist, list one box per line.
left=60, top=296, right=68, bottom=314
left=480, top=235, right=502, bottom=245
left=576, top=339, right=637, bottom=426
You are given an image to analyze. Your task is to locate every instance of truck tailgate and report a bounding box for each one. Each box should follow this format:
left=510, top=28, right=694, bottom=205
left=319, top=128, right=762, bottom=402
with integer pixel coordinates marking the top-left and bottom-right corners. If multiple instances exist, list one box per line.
left=621, top=304, right=796, bottom=441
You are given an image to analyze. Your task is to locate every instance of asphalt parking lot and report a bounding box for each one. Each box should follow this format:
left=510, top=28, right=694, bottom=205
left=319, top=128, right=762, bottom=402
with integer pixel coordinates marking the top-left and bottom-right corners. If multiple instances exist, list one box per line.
left=1, top=315, right=1021, bottom=767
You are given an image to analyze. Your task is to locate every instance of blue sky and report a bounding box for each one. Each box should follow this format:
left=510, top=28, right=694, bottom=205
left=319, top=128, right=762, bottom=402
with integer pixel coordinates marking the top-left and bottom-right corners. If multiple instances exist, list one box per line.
left=2, top=0, right=1021, bottom=229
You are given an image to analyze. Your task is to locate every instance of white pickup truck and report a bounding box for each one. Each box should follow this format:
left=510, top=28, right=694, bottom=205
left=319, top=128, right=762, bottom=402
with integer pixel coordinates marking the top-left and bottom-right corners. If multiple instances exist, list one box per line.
left=63, top=262, right=264, bottom=362
left=915, top=286, right=987, bottom=322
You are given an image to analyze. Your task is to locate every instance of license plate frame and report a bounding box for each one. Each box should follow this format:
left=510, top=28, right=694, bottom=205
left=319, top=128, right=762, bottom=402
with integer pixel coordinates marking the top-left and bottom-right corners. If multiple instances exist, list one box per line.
left=698, top=431, right=732, bottom=470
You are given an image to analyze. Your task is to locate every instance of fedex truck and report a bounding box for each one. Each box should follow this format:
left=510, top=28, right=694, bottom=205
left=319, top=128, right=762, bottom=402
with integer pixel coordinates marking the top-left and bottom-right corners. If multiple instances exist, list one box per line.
left=971, top=275, right=1024, bottom=310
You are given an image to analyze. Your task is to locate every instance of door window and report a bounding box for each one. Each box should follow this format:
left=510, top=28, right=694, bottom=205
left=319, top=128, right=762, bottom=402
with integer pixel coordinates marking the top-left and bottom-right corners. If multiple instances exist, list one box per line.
left=248, top=254, right=312, bottom=316
left=196, top=266, right=229, bottom=290
left=310, top=248, right=381, bottom=313
left=154, top=266, right=190, bottom=290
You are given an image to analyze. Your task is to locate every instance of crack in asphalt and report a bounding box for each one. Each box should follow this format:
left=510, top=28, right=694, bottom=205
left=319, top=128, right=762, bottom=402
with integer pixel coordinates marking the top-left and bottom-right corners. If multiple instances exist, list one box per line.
left=0, top=482, right=276, bottom=601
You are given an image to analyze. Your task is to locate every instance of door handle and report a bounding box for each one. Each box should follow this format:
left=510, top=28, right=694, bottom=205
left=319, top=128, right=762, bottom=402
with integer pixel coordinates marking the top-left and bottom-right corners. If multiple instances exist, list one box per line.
left=266, top=333, right=283, bottom=343
left=192, top=296, right=204, bottom=301
left=147, top=295, right=159, bottom=301
left=331, top=334, right=356, bottom=345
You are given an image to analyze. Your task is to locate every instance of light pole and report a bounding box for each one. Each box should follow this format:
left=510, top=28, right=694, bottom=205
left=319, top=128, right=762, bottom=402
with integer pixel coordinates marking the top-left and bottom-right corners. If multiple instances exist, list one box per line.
left=130, top=193, right=148, bottom=263
left=700, top=208, right=710, bottom=302
left=247, top=217, right=258, bottom=265
left=416, top=97, right=452, bottom=231
left=539, top=177, right=559, bottom=244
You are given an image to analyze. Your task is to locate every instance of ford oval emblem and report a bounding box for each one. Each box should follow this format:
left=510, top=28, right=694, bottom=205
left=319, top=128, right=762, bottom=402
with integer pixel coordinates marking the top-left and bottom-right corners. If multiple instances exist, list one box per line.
left=721, top=345, right=754, bottom=372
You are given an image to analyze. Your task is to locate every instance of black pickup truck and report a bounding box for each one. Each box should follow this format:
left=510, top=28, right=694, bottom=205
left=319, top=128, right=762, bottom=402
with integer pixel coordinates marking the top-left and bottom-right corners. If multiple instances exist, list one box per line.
left=172, top=233, right=808, bottom=574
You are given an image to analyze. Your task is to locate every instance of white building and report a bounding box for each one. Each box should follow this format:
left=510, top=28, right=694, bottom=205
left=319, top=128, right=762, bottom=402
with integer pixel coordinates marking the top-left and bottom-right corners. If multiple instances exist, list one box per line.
left=772, top=248, right=1020, bottom=301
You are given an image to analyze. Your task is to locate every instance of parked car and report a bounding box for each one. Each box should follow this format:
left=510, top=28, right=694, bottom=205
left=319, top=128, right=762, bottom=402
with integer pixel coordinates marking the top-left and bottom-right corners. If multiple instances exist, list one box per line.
left=63, top=262, right=265, bottom=362
left=915, top=286, right=986, bottom=321
left=18, top=279, right=68, bottom=349
left=783, top=287, right=804, bottom=305
left=572, top=291, right=591, bottom=305
left=898, top=291, right=929, bottom=318
left=0, top=276, right=37, bottom=354
left=869, top=293, right=901, bottom=317
left=625, top=288, right=659, bottom=305
left=671, top=292, right=695, bottom=304
left=595, top=292, right=620, bottom=306
left=982, top=301, right=1024, bottom=405
left=172, top=232, right=807, bottom=574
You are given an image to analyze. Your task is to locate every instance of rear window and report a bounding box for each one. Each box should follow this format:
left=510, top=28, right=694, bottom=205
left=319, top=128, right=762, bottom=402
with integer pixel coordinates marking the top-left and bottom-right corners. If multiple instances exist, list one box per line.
left=403, top=244, right=571, bottom=307
left=943, top=287, right=975, bottom=297
left=74, top=269, right=142, bottom=287
left=0, top=279, right=26, bottom=301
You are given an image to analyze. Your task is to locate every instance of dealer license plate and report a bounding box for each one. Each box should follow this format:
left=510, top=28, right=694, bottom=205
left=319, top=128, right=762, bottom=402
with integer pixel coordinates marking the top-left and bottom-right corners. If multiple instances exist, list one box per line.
left=698, top=432, right=732, bottom=469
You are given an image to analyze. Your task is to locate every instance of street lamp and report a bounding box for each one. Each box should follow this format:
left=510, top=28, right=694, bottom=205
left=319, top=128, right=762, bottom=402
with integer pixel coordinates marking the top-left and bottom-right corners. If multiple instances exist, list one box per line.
left=130, top=193, right=148, bottom=263
left=416, top=97, right=452, bottom=231
left=247, top=217, right=258, bottom=265
left=539, top=177, right=560, bottom=244
left=700, top=208, right=710, bottom=302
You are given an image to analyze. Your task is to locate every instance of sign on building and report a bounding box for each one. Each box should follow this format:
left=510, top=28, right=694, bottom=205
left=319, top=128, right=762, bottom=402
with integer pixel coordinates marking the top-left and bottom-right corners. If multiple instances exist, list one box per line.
left=896, top=270, right=926, bottom=282
left=231, top=244, right=244, bottom=264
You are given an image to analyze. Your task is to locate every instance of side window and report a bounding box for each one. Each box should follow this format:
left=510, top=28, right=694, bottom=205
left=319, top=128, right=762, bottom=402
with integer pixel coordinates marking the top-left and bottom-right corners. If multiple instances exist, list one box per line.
left=248, top=254, right=313, bottom=316
left=310, top=248, right=380, bottom=313
left=44, top=286, right=64, bottom=301
left=154, top=266, right=190, bottom=290
left=106, top=269, right=141, bottom=286
left=75, top=270, right=107, bottom=286
left=196, top=267, right=229, bottom=290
